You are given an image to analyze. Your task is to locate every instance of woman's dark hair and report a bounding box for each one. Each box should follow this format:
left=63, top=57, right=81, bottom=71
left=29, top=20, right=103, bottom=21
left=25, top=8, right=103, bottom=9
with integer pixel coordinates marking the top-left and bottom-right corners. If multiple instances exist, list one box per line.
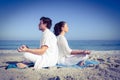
left=54, top=21, right=66, bottom=36
left=40, top=17, right=52, bottom=29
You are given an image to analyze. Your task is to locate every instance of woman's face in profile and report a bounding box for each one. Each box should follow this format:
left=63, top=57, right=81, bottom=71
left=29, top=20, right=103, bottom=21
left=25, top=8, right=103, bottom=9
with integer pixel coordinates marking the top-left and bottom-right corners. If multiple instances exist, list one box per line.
left=63, top=23, right=69, bottom=33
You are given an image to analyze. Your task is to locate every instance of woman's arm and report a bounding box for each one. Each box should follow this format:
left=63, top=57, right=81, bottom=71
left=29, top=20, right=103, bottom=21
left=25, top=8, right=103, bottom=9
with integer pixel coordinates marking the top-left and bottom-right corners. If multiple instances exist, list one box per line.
left=58, top=36, right=90, bottom=55
left=71, top=50, right=90, bottom=55
left=71, top=50, right=84, bottom=55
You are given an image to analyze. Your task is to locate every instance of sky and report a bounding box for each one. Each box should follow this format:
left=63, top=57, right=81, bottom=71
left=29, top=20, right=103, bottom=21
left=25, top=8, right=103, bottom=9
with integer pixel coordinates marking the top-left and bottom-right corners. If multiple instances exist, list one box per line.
left=0, top=0, right=120, bottom=40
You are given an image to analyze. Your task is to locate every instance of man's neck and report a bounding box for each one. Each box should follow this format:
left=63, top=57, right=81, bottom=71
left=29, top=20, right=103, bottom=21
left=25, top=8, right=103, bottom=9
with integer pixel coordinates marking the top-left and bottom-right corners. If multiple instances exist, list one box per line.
left=42, top=28, right=48, bottom=32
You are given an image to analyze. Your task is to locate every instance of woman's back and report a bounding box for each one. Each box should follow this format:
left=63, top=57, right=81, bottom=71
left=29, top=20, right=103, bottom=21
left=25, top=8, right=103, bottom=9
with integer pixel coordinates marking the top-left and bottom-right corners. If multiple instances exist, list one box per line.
left=57, top=35, right=72, bottom=58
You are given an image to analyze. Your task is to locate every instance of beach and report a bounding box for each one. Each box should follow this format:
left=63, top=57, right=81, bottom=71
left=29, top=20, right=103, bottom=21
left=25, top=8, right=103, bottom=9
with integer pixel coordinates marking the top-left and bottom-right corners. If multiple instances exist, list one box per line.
left=0, top=50, right=120, bottom=80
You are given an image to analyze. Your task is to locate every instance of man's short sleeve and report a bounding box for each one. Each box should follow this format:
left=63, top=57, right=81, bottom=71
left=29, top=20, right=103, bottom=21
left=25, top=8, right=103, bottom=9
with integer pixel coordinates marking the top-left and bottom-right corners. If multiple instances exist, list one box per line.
left=41, top=36, right=51, bottom=47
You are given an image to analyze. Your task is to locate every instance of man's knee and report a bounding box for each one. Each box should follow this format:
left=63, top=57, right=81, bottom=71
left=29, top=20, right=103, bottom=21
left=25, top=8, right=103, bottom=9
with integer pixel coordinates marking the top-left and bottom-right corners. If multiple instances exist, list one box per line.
left=23, top=52, right=32, bottom=59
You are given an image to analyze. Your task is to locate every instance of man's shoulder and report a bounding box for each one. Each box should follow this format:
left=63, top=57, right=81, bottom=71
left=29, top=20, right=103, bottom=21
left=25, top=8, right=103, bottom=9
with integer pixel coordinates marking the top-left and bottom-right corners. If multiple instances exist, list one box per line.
left=43, top=29, right=56, bottom=38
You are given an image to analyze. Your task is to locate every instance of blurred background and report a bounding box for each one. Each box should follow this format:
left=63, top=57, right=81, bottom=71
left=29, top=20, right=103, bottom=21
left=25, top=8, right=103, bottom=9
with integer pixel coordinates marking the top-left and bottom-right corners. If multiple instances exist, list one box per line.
left=0, top=0, right=120, bottom=40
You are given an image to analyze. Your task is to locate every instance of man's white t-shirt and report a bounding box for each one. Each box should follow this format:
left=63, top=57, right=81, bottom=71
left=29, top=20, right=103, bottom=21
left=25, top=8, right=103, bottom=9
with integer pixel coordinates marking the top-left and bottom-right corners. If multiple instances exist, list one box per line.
left=34, top=29, right=58, bottom=69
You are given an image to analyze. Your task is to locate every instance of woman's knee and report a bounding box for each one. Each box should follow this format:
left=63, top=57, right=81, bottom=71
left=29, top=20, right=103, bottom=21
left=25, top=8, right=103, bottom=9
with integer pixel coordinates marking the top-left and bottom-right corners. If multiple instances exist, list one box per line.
left=84, top=54, right=89, bottom=60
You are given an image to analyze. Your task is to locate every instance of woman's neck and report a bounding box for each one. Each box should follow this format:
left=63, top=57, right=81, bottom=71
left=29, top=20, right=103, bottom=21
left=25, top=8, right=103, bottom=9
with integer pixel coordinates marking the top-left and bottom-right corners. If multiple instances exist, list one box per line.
left=60, top=31, right=65, bottom=36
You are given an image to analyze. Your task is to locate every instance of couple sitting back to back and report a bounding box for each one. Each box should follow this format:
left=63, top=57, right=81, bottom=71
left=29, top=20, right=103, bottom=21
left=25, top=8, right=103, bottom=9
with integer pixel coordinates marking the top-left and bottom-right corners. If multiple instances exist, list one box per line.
left=17, top=17, right=90, bottom=69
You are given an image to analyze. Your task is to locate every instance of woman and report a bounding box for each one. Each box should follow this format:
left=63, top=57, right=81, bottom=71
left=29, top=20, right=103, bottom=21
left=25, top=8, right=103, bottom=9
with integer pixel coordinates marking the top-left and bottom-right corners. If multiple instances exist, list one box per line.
left=54, top=21, right=90, bottom=66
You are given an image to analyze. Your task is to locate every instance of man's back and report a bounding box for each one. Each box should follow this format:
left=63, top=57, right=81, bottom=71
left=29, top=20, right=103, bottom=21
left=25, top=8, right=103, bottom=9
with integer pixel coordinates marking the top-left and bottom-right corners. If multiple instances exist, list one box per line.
left=39, top=29, right=58, bottom=67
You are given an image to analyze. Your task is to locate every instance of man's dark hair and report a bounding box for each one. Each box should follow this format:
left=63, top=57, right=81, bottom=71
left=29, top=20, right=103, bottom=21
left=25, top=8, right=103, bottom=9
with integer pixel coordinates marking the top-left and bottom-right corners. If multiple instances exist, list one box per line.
left=40, top=17, right=52, bottom=29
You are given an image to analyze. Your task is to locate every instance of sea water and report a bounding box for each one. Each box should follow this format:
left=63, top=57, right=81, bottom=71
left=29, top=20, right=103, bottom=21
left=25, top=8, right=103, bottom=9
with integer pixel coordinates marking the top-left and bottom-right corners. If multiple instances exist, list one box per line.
left=0, top=40, right=120, bottom=50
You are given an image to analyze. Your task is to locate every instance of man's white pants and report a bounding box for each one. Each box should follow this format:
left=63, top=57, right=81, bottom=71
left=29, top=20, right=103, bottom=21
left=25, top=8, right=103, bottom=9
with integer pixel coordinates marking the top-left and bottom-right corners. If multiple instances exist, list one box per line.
left=23, top=52, right=43, bottom=69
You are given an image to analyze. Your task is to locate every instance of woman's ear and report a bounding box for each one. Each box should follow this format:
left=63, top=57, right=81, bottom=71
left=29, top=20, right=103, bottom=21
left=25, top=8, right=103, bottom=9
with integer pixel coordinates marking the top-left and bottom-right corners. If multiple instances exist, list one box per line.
left=61, top=26, right=64, bottom=31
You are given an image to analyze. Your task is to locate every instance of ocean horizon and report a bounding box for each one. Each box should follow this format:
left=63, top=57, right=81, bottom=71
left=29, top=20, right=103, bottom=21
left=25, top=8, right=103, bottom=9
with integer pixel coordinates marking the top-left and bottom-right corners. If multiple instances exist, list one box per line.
left=0, top=40, right=120, bottom=51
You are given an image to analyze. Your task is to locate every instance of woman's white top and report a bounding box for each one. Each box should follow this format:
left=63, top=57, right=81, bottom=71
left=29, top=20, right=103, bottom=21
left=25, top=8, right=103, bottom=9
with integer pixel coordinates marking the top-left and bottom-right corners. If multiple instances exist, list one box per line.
left=57, top=35, right=88, bottom=65
left=57, top=35, right=72, bottom=58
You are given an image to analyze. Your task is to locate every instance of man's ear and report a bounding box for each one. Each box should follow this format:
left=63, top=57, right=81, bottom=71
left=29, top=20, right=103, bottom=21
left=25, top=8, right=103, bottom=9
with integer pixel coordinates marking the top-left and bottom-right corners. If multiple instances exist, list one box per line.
left=44, top=23, right=47, bottom=28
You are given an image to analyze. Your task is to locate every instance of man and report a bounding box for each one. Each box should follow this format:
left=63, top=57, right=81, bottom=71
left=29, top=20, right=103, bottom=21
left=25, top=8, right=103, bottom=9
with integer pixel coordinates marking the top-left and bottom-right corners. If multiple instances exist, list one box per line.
left=17, top=17, right=58, bottom=69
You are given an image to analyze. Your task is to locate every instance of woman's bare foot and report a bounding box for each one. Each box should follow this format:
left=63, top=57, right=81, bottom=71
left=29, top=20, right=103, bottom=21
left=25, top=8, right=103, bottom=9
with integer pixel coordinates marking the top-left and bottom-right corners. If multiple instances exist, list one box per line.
left=79, top=61, right=85, bottom=66
left=17, top=63, right=28, bottom=69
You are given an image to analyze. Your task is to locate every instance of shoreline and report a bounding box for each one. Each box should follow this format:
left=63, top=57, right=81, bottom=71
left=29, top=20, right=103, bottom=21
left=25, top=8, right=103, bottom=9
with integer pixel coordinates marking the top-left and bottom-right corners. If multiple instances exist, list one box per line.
left=1, top=49, right=120, bottom=53
left=0, top=50, right=120, bottom=80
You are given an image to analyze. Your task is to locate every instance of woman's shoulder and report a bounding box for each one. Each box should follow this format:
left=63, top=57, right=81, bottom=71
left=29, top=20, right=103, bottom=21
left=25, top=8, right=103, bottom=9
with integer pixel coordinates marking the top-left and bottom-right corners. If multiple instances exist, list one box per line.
left=57, top=35, right=67, bottom=41
left=57, top=35, right=65, bottom=39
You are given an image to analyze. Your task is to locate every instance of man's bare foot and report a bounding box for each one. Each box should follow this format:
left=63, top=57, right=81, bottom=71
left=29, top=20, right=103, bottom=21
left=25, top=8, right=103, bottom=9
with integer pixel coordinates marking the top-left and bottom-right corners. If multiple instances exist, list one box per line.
left=17, top=63, right=28, bottom=69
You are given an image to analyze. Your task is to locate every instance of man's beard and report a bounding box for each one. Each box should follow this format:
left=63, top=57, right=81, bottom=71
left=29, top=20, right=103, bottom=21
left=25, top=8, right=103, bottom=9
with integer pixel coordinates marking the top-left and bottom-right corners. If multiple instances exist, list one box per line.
left=39, top=28, right=44, bottom=31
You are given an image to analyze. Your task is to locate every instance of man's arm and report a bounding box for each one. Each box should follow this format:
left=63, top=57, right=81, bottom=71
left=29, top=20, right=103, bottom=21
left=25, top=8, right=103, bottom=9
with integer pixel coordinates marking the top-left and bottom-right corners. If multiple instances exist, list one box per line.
left=18, top=45, right=48, bottom=55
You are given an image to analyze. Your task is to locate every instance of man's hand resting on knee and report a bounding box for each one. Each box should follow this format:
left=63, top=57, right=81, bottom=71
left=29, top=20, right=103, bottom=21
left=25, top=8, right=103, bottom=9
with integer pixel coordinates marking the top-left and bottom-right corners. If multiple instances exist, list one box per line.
left=18, top=45, right=29, bottom=52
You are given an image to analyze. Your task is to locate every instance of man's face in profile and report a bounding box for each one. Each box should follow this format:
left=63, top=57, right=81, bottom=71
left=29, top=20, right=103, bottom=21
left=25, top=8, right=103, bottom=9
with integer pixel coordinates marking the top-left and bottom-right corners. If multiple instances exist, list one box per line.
left=38, top=20, right=46, bottom=31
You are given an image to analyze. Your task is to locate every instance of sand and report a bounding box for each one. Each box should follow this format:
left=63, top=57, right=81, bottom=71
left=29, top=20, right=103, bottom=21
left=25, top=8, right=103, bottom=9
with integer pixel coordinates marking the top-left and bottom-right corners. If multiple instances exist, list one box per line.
left=0, top=50, right=120, bottom=80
